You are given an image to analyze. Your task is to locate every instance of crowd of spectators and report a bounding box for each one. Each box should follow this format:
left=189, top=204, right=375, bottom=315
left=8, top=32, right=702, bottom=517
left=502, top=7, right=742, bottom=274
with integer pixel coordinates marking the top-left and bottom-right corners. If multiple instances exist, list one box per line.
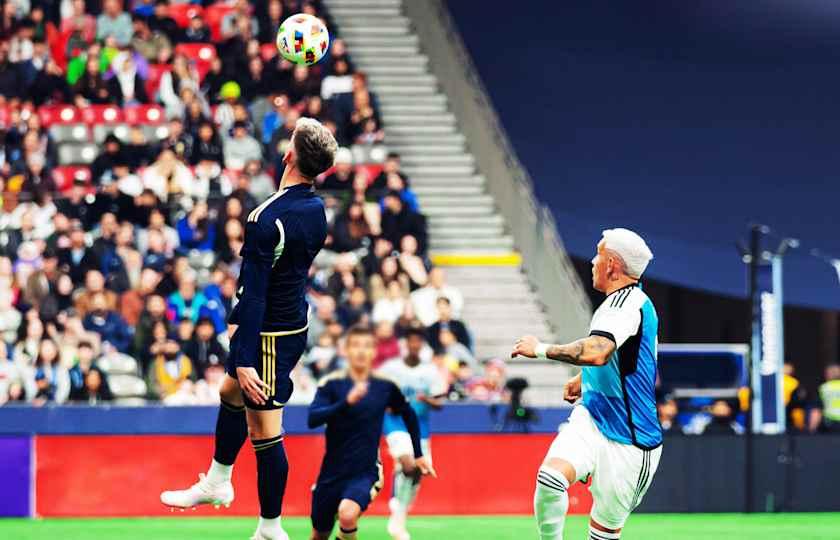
left=0, top=0, right=510, bottom=407
left=655, top=362, right=840, bottom=436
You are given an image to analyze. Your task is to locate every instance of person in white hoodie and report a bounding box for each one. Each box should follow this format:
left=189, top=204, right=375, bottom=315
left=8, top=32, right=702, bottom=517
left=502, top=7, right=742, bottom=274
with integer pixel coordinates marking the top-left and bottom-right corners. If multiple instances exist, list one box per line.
left=222, top=120, right=263, bottom=171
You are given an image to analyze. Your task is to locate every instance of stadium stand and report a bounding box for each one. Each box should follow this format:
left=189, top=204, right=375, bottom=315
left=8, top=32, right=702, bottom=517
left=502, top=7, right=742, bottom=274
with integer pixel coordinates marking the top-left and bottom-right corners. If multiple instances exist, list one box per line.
left=324, top=0, right=561, bottom=370
left=0, top=0, right=569, bottom=408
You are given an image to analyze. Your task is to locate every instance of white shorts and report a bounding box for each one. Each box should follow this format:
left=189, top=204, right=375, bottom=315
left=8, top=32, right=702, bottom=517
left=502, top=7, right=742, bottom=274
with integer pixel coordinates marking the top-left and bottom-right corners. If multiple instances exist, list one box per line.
left=386, top=431, right=432, bottom=465
left=546, top=405, right=661, bottom=529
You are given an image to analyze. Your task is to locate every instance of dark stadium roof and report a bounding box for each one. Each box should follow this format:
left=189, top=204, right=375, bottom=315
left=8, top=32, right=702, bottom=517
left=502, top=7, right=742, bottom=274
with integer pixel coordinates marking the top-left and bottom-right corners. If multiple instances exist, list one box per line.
left=451, top=0, right=840, bottom=309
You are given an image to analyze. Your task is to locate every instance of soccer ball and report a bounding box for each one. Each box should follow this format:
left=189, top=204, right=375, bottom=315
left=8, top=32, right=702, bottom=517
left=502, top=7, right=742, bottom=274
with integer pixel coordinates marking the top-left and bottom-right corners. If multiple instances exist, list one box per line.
left=276, top=13, right=330, bottom=66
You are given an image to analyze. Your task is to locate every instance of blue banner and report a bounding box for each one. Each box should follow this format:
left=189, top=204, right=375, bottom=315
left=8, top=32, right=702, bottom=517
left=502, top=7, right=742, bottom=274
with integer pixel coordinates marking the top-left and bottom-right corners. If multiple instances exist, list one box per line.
left=751, top=256, right=786, bottom=434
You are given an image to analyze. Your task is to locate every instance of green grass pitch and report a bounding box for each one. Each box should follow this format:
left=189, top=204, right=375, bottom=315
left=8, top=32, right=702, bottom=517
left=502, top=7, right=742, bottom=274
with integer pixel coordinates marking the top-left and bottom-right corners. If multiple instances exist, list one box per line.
left=2, top=514, right=839, bottom=540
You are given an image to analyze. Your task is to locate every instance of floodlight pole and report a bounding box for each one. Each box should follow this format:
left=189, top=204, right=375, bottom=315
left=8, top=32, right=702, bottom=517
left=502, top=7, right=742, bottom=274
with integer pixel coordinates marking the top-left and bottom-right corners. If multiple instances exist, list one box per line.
left=744, top=224, right=761, bottom=514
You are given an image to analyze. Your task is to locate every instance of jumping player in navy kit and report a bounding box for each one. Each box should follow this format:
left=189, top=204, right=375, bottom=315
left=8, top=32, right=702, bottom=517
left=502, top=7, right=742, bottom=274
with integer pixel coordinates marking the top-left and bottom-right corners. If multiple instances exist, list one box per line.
left=308, top=325, right=436, bottom=540
left=161, top=118, right=337, bottom=540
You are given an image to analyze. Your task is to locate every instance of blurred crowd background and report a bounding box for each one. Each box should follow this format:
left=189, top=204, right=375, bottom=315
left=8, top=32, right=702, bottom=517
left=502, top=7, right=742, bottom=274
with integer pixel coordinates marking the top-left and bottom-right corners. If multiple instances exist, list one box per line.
left=0, top=0, right=838, bottom=438
left=0, top=0, right=514, bottom=407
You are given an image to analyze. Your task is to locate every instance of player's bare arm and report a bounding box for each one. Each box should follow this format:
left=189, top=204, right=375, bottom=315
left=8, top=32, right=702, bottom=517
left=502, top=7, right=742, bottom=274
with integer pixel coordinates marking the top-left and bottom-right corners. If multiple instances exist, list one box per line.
left=346, top=381, right=369, bottom=405
left=563, top=373, right=582, bottom=403
left=510, top=334, right=615, bottom=366
left=236, top=366, right=271, bottom=405
left=416, top=393, right=445, bottom=410
left=415, top=456, right=437, bottom=478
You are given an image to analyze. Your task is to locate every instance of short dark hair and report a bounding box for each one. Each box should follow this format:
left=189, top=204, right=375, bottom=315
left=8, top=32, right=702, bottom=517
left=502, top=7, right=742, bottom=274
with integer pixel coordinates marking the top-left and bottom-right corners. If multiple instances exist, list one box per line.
left=405, top=326, right=426, bottom=341
left=346, top=324, right=375, bottom=341
left=293, top=118, right=337, bottom=178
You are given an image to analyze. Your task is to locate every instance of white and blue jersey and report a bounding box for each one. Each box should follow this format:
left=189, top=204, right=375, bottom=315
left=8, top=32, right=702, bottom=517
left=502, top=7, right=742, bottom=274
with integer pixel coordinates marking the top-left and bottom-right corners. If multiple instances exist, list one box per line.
left=380, top=359, right=446, bottom=439
left=583, top=284, right=662, bottom=449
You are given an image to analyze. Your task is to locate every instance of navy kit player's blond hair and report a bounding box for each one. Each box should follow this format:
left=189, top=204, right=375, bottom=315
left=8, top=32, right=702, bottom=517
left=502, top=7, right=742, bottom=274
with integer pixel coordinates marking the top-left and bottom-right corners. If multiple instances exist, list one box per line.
left=293, top=117, right=338, bottom=179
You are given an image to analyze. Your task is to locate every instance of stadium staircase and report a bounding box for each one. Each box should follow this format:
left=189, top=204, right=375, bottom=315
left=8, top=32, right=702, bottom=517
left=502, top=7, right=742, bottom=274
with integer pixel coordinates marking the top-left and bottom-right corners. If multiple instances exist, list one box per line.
left=324, top=0, right=574, bottom=401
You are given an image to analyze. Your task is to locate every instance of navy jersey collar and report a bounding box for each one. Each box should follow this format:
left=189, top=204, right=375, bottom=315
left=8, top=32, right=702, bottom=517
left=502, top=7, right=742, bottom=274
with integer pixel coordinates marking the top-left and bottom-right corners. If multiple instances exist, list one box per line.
left=283, top=182, right=316, bottom=195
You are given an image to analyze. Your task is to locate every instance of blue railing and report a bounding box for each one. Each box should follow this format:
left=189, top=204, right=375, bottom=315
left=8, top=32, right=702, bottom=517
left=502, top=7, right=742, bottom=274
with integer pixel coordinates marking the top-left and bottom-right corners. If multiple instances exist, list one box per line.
left=0, top=403, right=572, bottom=435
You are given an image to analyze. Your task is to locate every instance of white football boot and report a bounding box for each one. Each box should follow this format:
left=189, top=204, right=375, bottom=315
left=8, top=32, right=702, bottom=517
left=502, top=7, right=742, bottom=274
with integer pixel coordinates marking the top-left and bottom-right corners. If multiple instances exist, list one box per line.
left=160, top=473, right=234, bottom=510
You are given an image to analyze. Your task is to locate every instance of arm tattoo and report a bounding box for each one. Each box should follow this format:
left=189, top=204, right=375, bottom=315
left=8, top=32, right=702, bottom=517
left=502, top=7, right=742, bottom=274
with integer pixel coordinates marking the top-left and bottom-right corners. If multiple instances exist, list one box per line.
left=545, top=336, right=615, bottom=366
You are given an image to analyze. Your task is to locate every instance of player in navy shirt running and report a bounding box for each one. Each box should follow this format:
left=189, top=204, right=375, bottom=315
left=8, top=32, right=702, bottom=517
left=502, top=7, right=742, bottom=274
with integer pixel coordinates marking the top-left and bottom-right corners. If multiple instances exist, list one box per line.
left=161, top=118, right=337, bottom=540
left=308, top=325, right=436, bottom=540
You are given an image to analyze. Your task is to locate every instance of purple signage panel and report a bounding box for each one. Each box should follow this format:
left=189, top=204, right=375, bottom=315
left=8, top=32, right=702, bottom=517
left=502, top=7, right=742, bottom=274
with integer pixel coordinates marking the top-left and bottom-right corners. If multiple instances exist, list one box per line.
left=0, top=436, right=32, bottom=516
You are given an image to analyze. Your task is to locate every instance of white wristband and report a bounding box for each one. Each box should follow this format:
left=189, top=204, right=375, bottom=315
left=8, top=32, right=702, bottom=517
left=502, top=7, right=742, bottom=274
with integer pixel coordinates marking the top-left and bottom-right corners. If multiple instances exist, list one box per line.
left=535, top=342, right=549, bottom=359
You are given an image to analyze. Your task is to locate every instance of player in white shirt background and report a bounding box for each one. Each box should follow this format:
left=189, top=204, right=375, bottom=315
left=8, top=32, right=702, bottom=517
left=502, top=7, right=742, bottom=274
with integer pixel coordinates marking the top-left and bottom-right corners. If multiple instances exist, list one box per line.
left=379, top=326, right=447, bottom=540
left=511, top=228, right=662, bottom=540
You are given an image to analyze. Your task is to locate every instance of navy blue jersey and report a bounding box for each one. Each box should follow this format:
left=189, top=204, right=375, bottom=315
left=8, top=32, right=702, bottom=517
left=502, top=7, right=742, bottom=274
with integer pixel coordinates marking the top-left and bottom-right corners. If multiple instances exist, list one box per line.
left=308, top=371, right=423, bottom=484
left=228, top=183, right=327, bottom=369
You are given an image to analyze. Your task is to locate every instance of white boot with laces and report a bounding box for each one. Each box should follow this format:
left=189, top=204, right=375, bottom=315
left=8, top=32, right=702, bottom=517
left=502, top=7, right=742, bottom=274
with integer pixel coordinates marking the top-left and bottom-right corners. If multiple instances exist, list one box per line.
left=160, top=472, right=234, bottom=510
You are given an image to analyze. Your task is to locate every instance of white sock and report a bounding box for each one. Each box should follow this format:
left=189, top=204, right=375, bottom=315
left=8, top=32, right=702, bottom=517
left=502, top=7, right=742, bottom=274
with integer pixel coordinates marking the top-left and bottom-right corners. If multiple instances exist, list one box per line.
left=589, top=526, right=620, bottom=540
left=393, top=470, right=420, bottom=514
left=534, top=466, right=570, bottom=540
left=206, top=459, right=233, bottom=484
left=258, top=516, right=282, bottom=534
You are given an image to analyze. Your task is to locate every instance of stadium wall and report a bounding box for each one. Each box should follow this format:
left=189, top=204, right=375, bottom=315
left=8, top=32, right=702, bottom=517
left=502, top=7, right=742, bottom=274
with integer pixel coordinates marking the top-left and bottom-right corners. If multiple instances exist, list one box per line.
left=2, top=406, right=840, bottom=517
left=0, top=405, right=587, bottom=518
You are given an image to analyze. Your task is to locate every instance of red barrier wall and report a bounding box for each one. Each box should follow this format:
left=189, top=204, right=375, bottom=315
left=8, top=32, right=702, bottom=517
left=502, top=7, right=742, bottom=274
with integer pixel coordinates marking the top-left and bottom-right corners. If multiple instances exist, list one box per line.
left=35, top=434, right=592, bottom=517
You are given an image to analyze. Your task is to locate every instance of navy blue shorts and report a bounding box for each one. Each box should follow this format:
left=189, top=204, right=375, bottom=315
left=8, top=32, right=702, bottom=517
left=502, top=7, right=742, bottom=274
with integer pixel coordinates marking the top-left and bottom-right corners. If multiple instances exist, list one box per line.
left=310, top=464, right=384, bottom=534
left=226, top=329, right=307, bottom=410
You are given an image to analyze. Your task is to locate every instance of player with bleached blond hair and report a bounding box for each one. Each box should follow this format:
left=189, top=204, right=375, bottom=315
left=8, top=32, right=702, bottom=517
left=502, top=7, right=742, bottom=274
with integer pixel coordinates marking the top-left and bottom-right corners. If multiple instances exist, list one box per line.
left=511, top=228, right=661, bottom=540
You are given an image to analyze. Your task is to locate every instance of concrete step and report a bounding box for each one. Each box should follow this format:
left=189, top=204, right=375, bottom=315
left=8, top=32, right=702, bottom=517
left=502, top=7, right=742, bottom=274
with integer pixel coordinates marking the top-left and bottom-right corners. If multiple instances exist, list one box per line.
left=429, top=226, right=506, bottom=238
left=330, top=7, right=401, bottom=17
left=370, top=84, right=438, bottom=96
left=381, top=112, right=457, bottom=126
left=402, top=163, right=474, bottom=175
left=413, top=185, right=484, bottom=196
left=444, top=265, right=526, bottom=276
left=456, top=282, right=533, bottom=298
left=380, top=103, right=445, bottom=115
left=420, top=193, right=492, bottom=206
left=341, top=34, right=419, bottom=48
left=338, top=26, right=409, bottom=37
left=368, top=74, right=438, bottom=87
left=377, top=93, right=447, bottom=106
left=466, top=312, right=548, bottom=325
left=387, top=141, right=466, bottom=154
left=349, top=45, right=420, bottom=57
left=429, top=236, right=515, bottom=250
left=412, top=178, right=483, bottom=189
left=475, top=322, right=553, bottom=337
left=465, top=309, right=546, bottom=323
left=427, top=216, right=505, bottom=230
left=400, top=153, right=473, bottom=167
left=335, top=15, right=410, bottom=27
left=361, top=65, right=428, bottom=76
left=424, top=206, right=496, bottom=218
left=350, top=55, right=429, bottom=67
left=387, top=124, right=458, bottom=136
left=386, top=133, right=465, bottom=146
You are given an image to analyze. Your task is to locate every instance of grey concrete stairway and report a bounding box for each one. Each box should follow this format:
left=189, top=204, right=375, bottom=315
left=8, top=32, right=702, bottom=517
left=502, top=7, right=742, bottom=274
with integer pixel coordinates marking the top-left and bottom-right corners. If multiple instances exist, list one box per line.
left=324, top=0, right=575, bottom=401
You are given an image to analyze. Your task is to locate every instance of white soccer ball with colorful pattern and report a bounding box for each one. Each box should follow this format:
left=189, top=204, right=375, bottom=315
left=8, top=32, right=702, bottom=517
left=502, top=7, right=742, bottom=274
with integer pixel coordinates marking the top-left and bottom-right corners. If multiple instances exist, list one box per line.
left=276, top=13, right=330, bottom=66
